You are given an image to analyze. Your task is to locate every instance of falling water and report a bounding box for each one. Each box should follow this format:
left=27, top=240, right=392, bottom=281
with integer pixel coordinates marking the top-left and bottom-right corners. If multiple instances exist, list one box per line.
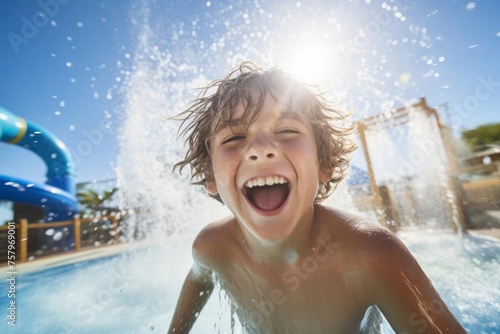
left=115, top=4, right=231, bottom=239
left=364, top=104, right=455, bottom=229
left=407, top=106, right=452, bottom=229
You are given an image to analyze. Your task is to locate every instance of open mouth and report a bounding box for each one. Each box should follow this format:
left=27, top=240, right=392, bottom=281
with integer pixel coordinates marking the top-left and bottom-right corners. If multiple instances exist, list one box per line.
left=243, top=176, right=290, bottom=212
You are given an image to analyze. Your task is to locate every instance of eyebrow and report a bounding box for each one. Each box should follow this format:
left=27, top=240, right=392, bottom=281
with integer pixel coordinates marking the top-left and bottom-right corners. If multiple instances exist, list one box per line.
left=213, top=119, right=245, bottom=133
left=213, top=108, right=304, bottom=135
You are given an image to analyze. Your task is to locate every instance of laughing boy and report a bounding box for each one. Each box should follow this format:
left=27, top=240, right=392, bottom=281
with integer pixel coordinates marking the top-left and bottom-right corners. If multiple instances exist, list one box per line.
left=167, top=62, right=465, bottom=333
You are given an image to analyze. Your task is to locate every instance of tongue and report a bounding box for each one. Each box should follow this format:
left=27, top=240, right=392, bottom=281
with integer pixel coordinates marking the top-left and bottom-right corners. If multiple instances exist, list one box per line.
left=247, top=184, right=289, bottom=211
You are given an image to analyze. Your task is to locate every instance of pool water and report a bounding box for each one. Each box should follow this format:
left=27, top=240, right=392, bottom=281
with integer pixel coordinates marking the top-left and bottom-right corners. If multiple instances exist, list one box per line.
left=1, top=231, right=498, bottom=333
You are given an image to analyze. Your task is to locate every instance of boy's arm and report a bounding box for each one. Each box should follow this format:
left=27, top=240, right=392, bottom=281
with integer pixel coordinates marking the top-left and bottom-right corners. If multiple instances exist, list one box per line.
left=366, top=229, right=466, bottom=333
left=167, top=264, right=214, bottom=334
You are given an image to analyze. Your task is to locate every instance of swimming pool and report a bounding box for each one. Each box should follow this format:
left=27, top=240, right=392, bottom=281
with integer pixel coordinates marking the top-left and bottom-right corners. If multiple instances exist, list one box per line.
left=1, top=230, right=498, bottom=333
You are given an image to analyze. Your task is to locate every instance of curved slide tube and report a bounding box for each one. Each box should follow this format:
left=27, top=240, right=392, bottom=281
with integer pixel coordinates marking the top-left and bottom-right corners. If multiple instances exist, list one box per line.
left=0, top=107, right=78, bottom=221
left=0, top=175, right=78, bottom=220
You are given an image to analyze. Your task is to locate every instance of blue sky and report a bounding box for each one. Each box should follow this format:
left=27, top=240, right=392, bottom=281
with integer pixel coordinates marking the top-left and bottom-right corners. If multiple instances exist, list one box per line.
left=1, top=0, right=499, bottom=190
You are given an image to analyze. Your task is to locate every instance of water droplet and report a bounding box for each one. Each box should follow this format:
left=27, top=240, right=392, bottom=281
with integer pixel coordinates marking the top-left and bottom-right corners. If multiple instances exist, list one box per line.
left=466, top=2, right=476, bottom=11
left=284, top=248, right=298, bottom=264
left=53, top=231, right=63, bottom=241
left=77, top=21, right=84, bottom=28
left=482, top=156, right=492, bottom=165
left=66, top=62, right=73, bottom=67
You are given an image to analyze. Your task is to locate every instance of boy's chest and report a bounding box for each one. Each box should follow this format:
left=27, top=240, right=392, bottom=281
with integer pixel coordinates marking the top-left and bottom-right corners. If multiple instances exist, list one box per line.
left=217, top=260, right=370, bottom=333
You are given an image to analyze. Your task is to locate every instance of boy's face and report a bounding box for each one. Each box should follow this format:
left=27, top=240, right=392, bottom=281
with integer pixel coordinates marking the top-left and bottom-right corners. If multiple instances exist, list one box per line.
left=206, top=93, right=331, bottom=241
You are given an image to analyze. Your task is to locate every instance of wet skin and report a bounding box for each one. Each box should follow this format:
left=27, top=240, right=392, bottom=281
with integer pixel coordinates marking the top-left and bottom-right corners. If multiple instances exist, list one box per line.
left=168, top=95, right=466, bottom=333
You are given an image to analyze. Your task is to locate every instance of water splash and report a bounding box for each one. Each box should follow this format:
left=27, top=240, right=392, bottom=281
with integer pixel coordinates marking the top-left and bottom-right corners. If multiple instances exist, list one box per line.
left=115, top=0, right=461, bottom=236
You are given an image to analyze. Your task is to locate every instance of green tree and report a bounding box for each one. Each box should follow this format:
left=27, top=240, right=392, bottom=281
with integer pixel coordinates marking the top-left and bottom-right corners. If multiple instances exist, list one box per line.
left=461, top=123, right=500, bottom=152
left=76, top=187, right=118, bottom=215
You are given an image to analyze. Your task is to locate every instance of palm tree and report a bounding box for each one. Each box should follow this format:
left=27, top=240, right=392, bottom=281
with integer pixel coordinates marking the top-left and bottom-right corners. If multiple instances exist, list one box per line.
left=76, top=187, right=118, bottom=216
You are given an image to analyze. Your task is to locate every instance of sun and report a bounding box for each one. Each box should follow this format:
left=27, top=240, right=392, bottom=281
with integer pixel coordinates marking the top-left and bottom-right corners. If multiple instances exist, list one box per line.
left=279, top=41, right=336, bottom=84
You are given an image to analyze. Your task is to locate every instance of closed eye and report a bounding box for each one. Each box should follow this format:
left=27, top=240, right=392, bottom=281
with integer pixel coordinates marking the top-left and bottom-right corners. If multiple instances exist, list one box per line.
left=276, top=129, right=300, bottom=135
left=221, top=135, right=246, bottom=144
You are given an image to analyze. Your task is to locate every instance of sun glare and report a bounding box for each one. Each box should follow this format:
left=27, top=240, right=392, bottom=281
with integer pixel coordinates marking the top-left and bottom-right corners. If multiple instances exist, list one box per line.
left=281, top=41, right=335, bottom=84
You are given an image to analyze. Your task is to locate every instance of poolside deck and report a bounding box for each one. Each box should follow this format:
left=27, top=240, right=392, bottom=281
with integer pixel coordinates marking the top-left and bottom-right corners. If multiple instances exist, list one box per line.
left=468, top=228, right=500, bottom=240
left=0, top=238, right=160, bottom=277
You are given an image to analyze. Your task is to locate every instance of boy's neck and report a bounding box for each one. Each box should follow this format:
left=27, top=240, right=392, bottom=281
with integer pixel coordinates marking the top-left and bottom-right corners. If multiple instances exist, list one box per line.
left=238, top=204, right=318, bottom=264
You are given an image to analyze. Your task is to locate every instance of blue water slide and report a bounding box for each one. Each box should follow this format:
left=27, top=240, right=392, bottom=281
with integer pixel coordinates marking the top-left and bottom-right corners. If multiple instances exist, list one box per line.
left=0, top=107, right=78, bottom=221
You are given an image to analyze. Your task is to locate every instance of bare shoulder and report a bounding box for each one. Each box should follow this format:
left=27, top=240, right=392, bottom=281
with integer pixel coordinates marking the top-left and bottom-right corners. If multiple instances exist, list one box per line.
left=316, top=204, right=408, bottom=257
left=192, top=215, right=239, bottom=271
left=315, top=204, right=385, bottom=235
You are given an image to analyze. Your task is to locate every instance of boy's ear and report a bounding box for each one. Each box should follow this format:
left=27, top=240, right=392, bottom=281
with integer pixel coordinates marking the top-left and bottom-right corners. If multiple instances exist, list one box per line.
left=319, top=167, right=333, bottom=183
left=205, top=180, right=218, bottom=196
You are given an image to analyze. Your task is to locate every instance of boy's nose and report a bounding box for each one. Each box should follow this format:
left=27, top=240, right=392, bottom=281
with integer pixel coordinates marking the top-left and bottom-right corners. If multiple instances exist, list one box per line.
left=245, top=135, right=278, bottom=161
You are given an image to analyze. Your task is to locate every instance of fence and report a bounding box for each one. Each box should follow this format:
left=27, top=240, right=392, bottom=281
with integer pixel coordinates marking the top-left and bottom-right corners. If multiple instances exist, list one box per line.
left=0, top=215, right=120, bottom=263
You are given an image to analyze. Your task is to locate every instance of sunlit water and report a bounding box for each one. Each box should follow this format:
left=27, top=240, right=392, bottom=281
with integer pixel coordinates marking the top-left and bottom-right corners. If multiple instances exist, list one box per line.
left=365, top=106, right=455, bottom=229
left=0, top=231, right=498, bottom=333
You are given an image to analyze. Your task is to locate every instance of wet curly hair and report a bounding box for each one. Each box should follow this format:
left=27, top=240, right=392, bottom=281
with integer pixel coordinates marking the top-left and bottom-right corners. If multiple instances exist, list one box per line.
left=173, top=61, right=357, bottom=203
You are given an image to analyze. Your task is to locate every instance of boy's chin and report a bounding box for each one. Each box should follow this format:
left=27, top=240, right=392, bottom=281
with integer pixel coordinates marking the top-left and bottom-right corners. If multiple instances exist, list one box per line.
left=246, top=217, right=297, bottom=242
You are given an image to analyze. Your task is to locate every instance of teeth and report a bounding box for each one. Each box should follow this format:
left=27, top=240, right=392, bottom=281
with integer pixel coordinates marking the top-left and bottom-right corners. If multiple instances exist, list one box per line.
left=245, top=176, right=287, bottom=188
left=265, top=176, right=274, bottom=185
